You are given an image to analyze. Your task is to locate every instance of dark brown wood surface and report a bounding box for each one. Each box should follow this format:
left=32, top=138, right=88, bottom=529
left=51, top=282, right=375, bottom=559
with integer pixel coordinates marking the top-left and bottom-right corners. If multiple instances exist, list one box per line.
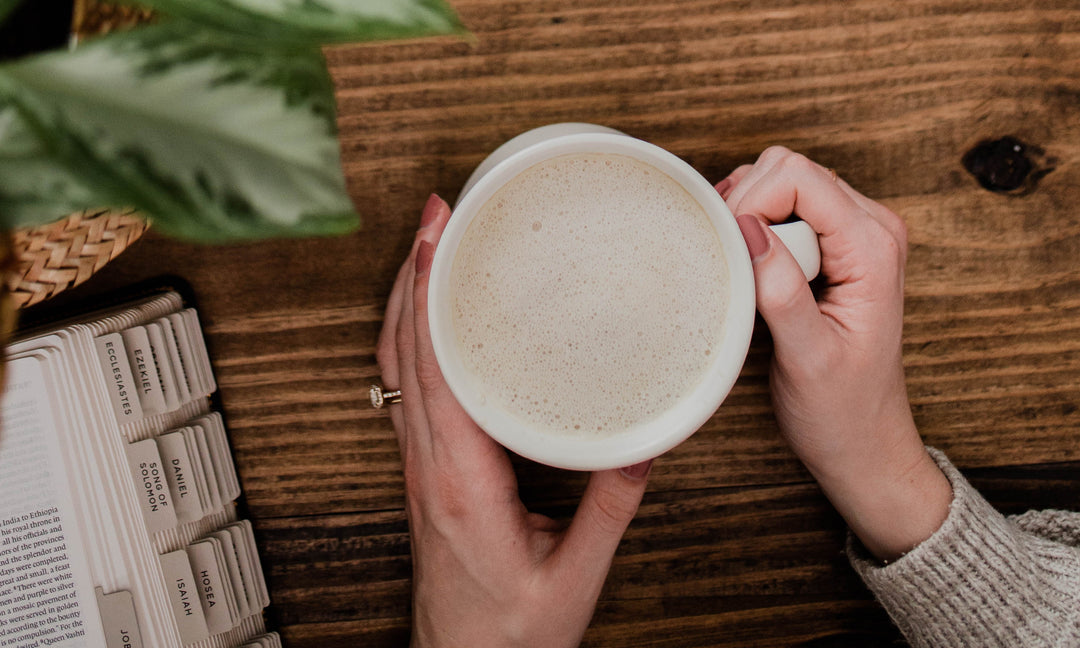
left=23, top=1, right=1080, bottom=645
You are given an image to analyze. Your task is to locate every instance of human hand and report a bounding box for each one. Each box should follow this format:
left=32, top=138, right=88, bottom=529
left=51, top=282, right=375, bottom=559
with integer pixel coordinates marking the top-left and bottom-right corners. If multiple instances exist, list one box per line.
left=376, top=194, right=652, bottom=648
left=717, top=148, right=951, bottom=561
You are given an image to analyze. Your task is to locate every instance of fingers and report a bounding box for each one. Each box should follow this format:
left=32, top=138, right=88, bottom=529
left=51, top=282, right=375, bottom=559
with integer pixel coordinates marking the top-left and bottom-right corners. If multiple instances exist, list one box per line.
left=721, top=146, right=790, bottom=211
left=378, top=195, right=449, bottom=446
left=411, top=240, right=453, bottom=408
left=715, top=164, right=752, bottom=200
left=377, top=260, right=414, bottom=388
left=558, top=461, right=651, bottom=584
left=719, top=148, right=906, bottom=254
left=378, top=195, right=450, bottom=380
left=731, top=151, right=865, bottom=237
left=410, top=207, right=503, bottom=461
left=395, top=196, right=453, bottom=448
left=722, top=150, right=855, bottom=351
left=736, top=214, right=829, bottom=352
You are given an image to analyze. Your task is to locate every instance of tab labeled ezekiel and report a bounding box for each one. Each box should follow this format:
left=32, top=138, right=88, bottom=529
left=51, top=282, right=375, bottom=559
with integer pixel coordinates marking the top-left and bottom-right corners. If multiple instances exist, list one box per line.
left=120, top=326, right=168, bottom=417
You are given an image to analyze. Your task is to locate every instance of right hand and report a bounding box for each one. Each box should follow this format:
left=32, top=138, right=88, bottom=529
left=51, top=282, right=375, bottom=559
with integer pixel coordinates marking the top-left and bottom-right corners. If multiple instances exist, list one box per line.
left=717, top=147, right=952, bottom=561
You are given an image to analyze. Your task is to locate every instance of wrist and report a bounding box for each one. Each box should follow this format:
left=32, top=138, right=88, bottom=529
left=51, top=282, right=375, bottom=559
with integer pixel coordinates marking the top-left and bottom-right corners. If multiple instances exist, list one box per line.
left=815, top=446, right=953, bottom=562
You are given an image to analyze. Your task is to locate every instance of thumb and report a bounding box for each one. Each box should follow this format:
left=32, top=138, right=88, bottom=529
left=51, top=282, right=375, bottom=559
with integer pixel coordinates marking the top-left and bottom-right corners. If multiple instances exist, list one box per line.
left=736, top=214, right=825, bottom=351
left=557, top=461, right=651, bottom=583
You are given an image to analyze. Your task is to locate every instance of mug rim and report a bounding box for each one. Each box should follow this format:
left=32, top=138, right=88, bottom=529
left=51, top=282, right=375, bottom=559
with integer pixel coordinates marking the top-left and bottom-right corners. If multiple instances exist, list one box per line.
left=429, top=132, right=756, bottom=470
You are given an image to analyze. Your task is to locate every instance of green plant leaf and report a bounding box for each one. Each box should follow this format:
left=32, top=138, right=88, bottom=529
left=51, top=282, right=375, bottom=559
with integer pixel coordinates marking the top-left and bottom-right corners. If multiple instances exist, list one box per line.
left=0, top=104, right=101, bottom=228
left=0, top=25, right=359, bottom=241
left=128, top=0, right=466, bottom=50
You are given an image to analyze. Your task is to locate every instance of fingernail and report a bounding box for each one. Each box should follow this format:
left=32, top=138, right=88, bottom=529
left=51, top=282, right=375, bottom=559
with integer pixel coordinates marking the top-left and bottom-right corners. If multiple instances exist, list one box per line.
left=415, top=240, right=435, bottom=277
left=620, top=459, right=653, bottom=480
left=736, top=214, right=771, bottom=262
left=715, top=177, right=732, bottom=199
left=420, top=194, right=442, bottom=228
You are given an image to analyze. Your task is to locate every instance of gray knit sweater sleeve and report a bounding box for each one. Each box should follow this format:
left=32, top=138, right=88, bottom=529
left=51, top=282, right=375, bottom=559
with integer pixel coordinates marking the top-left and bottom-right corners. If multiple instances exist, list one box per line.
left=847, top=448, right=1080, bottom=647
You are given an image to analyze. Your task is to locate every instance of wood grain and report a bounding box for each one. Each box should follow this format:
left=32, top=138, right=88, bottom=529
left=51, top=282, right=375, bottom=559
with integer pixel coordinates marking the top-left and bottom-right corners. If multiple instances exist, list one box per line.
left=21, top=0, right=1080, bottom=645
left=258, top=465, right=1080, bottom=646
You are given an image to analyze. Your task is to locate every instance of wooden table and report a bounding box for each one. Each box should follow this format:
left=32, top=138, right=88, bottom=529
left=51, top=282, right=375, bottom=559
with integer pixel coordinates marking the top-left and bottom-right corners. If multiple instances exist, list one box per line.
left=25, top=1, right=1080, bottom=645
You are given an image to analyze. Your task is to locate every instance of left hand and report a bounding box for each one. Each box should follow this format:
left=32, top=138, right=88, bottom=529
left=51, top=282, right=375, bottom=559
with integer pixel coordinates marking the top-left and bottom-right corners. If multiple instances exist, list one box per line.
left=376, top=194, right=652, bottom=648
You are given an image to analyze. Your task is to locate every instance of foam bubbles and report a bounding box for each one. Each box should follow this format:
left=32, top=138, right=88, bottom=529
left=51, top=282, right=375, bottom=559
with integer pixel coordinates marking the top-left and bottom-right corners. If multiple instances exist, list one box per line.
left=450, top=153, right=729, bottom=437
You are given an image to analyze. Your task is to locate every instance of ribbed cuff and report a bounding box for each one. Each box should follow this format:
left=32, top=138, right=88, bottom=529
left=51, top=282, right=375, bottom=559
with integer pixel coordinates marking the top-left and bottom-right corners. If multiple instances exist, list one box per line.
left=847, top=448, right=1080, bottom=647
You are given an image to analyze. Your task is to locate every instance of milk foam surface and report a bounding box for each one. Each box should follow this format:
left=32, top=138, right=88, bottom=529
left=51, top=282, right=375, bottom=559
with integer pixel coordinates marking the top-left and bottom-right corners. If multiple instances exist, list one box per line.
left=451, top=153, right=729, bottom=437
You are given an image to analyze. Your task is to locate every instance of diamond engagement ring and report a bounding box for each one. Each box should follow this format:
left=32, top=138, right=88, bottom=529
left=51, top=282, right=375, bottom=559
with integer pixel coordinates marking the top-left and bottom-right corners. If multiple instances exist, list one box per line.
left=369, top=384, right=402, bottom=408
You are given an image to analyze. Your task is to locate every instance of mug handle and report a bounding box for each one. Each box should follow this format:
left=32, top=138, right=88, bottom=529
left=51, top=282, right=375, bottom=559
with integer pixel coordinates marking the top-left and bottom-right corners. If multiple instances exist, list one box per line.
left=769, top=220, right=821, bottom=280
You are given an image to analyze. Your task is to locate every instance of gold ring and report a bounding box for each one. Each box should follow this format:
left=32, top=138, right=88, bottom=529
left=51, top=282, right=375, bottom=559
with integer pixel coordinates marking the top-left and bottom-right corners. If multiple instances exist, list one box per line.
left=828, top=167, right=839, bottom=182
left=370, top=384, right=402, bottom=408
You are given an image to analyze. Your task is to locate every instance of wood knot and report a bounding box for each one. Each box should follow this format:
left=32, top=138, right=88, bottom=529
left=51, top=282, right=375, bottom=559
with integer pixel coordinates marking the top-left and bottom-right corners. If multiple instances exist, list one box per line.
left=962, top=136, right=1054, bottom=194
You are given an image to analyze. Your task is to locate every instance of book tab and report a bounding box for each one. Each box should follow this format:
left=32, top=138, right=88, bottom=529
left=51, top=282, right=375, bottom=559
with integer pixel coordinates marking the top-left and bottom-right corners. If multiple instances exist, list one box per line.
left=95, top=333, right=144, bottom=424
left=120, top=327, right=168, bottom=416
left=224, top=523, right=264, bottom=613
left=195, top=414, right=241, bottom=504
left=186, top=540, right=236, bottom=635
left=235, top=521, right=269, bottom=610
left=167, top=313, right=206, bottom=397
left=145, top=323, right=180, bottom=412
left=206, top=538, right=240, bottom=624
left=157, top=317, right=192, bottom=405
left=124, top=440, right=178, bottom=534
left=95, top=587, right=144, bottom=648
left=179, top=428, right=212, bottom=517
left=188, top=426, right=222, bottom=512
left=209, top=530, right=250, bottom=620
left=154, top=432, right=202, bottom=524
left=181, top=309, right=217, bottom=394
left=159, top=550, right=209, bottom=645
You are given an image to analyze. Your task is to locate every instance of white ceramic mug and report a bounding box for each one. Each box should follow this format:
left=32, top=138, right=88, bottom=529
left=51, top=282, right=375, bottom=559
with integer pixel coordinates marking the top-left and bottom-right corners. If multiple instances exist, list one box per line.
left=429, top=123, right=820, bottom=470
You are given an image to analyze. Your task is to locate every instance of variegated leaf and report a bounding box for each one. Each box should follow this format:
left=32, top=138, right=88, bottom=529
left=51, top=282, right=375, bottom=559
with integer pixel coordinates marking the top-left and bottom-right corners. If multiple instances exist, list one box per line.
left=0, top=25, right=359, bottom=240
left=131, top=0, right=466, bottom=49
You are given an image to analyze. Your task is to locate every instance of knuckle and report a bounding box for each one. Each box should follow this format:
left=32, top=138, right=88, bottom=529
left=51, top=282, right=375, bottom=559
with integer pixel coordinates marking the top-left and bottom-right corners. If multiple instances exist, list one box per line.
left=414, top=350, right=445, bottom=394
left=856, top=218, right=907, bottom=287
left=777, top=150, right=815, bottom=175
left=759, top=145, right=794, bottom=165
left=870, top=218, right=905, bottom=265
left=885, top=209, right=909, bottom=254
left=588, top=486, right=638, bottom=534
left=883, top=226, right=904, bottom=259
left=758, top=277, right=807, bottom=318
left=429, top=467, right=469, bottom=520
left=405, top=458, right=470, bottom=523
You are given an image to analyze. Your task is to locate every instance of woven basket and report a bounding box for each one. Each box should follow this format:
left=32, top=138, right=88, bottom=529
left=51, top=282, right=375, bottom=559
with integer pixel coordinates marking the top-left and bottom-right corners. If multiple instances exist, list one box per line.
left=6, top=209, right=148, bottom=309
left=71, top=0, right=155, bottom=40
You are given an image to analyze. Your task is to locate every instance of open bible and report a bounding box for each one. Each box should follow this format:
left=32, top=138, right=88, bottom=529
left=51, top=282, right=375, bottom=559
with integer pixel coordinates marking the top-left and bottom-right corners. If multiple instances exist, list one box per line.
left=1, top=291, right=278, bottom=648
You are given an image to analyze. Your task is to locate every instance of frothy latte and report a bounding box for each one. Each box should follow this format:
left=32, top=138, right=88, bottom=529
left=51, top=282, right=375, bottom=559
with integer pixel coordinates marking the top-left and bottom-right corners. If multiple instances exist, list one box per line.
left=450, top=153, right=729, bottom=437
